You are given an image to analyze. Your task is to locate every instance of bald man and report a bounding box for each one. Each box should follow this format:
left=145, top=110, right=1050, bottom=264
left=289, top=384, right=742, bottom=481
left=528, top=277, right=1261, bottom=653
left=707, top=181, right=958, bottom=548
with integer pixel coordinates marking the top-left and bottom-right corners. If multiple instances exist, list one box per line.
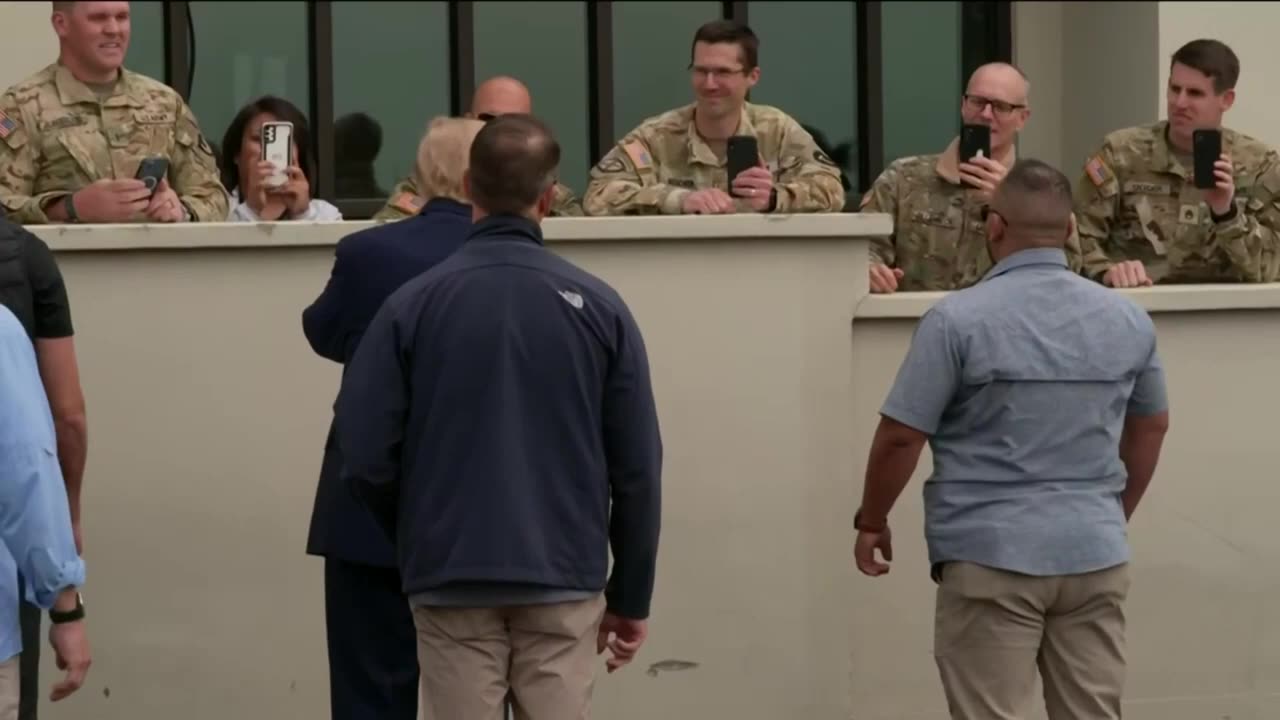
left=859, top=63, right=1093, bottom=292
left=373, top=76, right=583, bottom=219
left=855, top=158, right=1169, bottom=719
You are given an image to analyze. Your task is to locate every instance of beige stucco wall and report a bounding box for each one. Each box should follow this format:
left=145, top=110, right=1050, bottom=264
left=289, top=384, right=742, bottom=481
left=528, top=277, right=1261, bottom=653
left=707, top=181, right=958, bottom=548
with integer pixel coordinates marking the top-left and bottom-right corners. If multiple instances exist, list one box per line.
left=18, top=215, right=1280, bottom=719
left=30, top=215, right=881, bottom=720
left=0, top=2, right=55, bottom=90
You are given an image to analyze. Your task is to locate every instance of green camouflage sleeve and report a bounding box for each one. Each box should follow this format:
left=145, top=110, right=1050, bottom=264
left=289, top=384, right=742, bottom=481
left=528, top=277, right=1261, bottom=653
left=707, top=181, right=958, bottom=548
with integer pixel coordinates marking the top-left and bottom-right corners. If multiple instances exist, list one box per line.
left=171, top=101, right=229, bottom=221
left=1206, top=153, right=1280, bottom=282
left=1071, top=144, right=1121, bottom=281
left=372, top=176, right=424, bottom=221
left=857, top=164, right=901, bottom=266
left=772, top=120, right=846, bottom=213
left=550, top=182, right=584, bottom=216
left=0, top=96, right=62, bottom=224
left=582, top=136, right=689, bottom=216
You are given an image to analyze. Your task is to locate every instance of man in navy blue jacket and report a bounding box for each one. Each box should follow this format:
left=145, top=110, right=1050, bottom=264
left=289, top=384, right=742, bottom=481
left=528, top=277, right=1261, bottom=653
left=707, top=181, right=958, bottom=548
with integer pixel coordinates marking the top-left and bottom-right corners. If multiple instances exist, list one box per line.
left=336, top=113, right=663, bottom=719
left=301, top=116, right=485, bottom=720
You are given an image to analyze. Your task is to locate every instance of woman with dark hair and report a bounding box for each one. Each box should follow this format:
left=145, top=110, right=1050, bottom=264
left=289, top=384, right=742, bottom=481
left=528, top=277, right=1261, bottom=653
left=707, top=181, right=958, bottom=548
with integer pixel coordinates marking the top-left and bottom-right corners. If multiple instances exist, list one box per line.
left=220, top=95, right=342, bottom=222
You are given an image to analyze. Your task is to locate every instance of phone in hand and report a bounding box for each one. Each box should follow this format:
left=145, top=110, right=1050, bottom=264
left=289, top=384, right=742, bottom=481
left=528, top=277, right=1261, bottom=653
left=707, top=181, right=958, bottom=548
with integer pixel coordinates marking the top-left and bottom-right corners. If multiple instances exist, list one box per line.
left=726, top=135, right=760, bottom=196
left=1193, top=128, right=1222, bottom=189
left=260, top=121, right=294, bottom=188
left=134, top=157, right=169, bottom=196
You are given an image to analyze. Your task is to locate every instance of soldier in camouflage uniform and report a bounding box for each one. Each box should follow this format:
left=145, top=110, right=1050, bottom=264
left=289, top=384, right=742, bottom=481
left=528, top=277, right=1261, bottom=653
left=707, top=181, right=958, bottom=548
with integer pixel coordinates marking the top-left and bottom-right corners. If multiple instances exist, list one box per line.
left=0, top=3, right=227, bottom=225
left=373, top=75, right=583, bottom=221
left=583, top=20, right=844, bottom=216
left=861, top=63, right=1092, bottom=292
left=1074, top=39, right=1280, bottom=285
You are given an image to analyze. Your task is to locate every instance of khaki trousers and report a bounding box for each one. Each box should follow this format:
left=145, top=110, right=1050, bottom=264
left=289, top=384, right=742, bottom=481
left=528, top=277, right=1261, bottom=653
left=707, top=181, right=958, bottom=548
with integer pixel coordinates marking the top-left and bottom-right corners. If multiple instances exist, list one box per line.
left=0, top=656, right=19, bottom=720
left=413, top=594, right=606, bottom=720
left=934, top=562, right=1130, bottom=720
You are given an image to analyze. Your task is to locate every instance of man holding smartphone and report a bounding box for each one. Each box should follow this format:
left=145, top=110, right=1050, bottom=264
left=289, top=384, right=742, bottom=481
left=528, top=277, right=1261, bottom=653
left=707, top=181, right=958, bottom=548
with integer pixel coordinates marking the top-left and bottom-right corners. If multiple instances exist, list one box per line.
left=0, top=2, right=228, bottom=224
left=1073, top=39, right=1280, bottom=285
left=860, top=63, right=1098, bottom=293
left=583, top=20, right=844, bottom=216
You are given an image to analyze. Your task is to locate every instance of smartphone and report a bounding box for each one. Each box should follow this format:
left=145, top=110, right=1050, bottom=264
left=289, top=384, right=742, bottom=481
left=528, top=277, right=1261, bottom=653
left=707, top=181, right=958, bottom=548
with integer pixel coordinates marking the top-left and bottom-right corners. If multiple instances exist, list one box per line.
left=134, top=157, right=169, bottom=196
left=1193, top=128, right=1222, bottom=189
left=261, top=121, right=294, bottom=188
left=726, top=135, right=759, bottom=195
left=959, top=124, right=991, bottom=164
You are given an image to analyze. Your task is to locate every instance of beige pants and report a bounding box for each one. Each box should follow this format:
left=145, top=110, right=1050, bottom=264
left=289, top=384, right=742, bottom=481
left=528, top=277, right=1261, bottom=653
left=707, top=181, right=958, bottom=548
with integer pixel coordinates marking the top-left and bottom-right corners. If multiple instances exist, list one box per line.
left=0, top=656, right=18, bottom=720
left=413, top=594, right=606, bottom=720
left=934, top=562, right=1130, bottom=720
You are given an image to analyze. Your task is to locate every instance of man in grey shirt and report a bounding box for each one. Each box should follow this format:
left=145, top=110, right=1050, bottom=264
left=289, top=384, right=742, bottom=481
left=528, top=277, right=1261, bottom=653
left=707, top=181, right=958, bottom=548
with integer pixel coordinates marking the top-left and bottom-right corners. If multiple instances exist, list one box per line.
left=853, top=158, right=1171, bottom=719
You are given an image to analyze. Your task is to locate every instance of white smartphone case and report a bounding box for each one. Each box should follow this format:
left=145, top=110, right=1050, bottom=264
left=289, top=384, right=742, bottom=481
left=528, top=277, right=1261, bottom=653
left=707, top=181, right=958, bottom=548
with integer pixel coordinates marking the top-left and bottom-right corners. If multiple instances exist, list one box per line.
left=261, top=121, right=293, bottom=187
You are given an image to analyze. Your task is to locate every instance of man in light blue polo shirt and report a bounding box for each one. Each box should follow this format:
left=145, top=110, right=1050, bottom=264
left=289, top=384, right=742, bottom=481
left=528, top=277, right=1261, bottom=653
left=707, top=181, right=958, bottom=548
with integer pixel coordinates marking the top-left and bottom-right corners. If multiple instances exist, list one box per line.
left=0, top=304, right=91, bottom=717
left=853, top=159, right=1171, bottom=719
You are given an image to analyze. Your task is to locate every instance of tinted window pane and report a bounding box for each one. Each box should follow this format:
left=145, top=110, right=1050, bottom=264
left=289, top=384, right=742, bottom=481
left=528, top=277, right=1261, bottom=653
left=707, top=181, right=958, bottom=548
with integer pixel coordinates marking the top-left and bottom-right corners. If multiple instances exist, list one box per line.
left=882, top=1, right=962, bottom=162
left=611, top=1, right=721, bottom=140
left=188, top=1, right=310, bottom=162
left=332, top=1, right=450, bottom=200
left=127, top=1, right=167, bottom=85
left=749, top=1, right=858, bottom=192
left=474, top=1, right=590, bottom=194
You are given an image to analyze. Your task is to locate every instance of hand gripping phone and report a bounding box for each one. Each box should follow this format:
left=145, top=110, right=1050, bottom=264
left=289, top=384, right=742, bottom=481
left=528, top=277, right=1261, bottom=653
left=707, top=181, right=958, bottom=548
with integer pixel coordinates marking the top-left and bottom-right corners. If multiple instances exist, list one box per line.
left=726, top=135, right=760, bottom=196
left=1193, top=128, right=1222, bottom=189
left=134, top=157, right=169, bottom=196
left=261, top=121, right=294, bottom=188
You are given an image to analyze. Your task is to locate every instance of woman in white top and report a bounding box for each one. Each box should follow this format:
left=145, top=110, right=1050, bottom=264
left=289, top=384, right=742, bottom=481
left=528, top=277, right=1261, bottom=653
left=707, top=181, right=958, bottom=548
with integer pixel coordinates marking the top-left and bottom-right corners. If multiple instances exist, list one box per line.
left=219, top=96, right=343, bottom=222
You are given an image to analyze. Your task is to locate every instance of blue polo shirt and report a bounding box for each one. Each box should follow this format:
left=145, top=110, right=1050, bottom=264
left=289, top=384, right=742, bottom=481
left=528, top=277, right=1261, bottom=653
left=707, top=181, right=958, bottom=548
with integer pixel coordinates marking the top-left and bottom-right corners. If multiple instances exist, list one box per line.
left=881, top=247, right=1168, bottom=577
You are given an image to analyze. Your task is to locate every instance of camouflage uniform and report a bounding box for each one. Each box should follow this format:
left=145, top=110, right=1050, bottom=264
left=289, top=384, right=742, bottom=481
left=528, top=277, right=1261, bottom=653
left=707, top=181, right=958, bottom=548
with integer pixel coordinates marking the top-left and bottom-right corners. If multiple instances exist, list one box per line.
left=0, top=63, right=228, bottom=224
left=371, top=174, right=583, bottom=221
left=861, top=139, right=1089, bottom=291
left=1074, top=121, right=1280, bottom=283
left=582, top=102, right=845, bottom=216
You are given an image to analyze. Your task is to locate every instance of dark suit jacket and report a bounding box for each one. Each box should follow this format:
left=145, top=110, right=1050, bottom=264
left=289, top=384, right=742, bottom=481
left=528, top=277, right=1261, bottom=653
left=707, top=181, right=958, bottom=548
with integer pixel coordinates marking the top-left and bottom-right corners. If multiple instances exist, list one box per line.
left=302, top=197, right=472, bottom=568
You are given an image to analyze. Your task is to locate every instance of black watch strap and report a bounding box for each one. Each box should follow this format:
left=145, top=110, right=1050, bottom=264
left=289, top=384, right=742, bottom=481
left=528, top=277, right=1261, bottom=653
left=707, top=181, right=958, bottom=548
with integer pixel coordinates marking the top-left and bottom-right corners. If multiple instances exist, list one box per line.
left=63, top=193, right=80, bottom=223
left=49, top=592, right=85, bottom=624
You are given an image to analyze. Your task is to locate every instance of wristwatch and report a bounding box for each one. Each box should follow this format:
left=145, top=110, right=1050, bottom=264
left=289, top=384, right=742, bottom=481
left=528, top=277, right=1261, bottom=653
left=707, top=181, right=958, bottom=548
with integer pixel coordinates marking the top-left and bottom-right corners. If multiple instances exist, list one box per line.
left=49, top=592, right=85, bottom=624
left=63, top=193, right=80, bottom=223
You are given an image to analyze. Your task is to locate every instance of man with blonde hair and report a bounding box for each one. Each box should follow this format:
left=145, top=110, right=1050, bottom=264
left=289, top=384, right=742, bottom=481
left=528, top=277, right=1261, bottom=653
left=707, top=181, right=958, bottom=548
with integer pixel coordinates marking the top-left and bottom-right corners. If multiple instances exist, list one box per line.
left=301, top=115, right=484, bottom=720
left=375, top=77, right=583, bottom=219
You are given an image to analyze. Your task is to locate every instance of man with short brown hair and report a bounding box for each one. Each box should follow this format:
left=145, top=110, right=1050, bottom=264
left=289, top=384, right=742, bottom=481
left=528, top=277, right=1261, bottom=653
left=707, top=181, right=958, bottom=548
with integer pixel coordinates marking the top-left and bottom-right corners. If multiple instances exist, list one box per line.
left=1074, top=38, right=1280, bottom=285
left=338, top=113, right=663, bottom=719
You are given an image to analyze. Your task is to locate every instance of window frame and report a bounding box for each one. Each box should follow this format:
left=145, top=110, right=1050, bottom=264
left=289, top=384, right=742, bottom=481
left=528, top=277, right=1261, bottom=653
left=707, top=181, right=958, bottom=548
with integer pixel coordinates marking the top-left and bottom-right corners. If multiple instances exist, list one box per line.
left=157, top=0, right=1013, bottom=217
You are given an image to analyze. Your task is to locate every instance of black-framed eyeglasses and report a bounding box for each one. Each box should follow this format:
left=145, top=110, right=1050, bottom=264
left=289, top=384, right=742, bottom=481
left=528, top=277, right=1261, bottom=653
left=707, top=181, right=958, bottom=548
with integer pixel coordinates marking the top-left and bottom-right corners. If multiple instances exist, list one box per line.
left=963, top=93, right=1026, bottom=116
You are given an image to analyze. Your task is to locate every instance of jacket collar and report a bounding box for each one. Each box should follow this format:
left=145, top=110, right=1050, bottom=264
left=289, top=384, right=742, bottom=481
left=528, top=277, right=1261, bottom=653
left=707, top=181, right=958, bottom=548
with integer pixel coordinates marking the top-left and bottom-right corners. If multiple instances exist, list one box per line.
left=468, top=214, right=545, bottom=246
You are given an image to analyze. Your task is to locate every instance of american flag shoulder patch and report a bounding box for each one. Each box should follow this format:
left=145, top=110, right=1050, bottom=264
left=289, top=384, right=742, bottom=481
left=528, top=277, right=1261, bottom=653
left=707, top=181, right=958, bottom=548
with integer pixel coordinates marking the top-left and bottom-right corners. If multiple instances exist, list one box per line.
left=1085, top=155, right=1112, bottom=187
left=0, top=110, right=17, bottom=139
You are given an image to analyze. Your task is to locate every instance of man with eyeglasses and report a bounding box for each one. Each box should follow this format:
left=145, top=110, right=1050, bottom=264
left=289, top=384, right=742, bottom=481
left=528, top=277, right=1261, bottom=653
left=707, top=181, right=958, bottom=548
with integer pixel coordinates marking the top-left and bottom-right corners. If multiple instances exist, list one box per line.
left=860, top=63, right=1093, bottom=293
left=373, top=75, right=583, bottom=220
left=582, top=20, right=844, bottom=216
left=855, top=159, right=1169, bottom=719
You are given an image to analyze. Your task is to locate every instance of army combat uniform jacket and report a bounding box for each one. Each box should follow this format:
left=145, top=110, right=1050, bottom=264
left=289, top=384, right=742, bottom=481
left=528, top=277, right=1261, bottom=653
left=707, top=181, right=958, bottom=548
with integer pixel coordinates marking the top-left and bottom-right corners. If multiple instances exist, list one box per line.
left=583, top=102, right=845, bottom=216
left=1074, top=121, right=1280, bottom=283
left=861, top=138, right=1088, bottom=291
left=0, top=63, right=228, bottom=224
left=371, top=174, right=583, bottom=221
